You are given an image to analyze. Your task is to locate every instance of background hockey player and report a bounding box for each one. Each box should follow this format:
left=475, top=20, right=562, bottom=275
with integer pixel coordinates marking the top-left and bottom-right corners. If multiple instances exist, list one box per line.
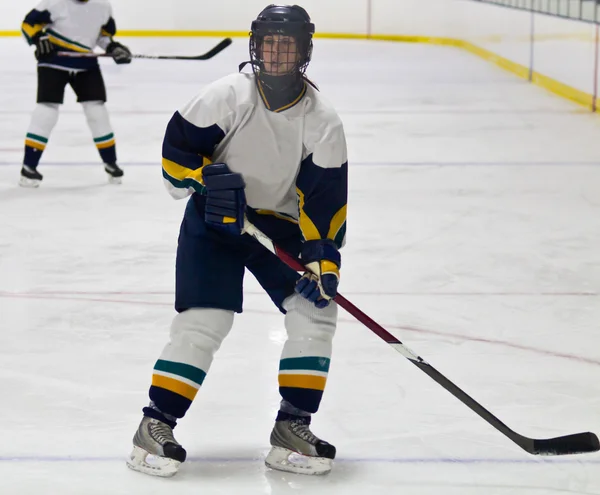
left=20, top=0, right=132, bottom=187
left=127, top=4, right=349, bottom=478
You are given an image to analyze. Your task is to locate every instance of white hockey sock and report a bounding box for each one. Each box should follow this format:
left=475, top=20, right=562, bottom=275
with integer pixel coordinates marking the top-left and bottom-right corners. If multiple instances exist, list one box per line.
left=82, top=100, right=113, bottom=138
left=282, top=293, right=337, bottom=360
left=278, top=294, right=338, bottom=413
left=82, top=101, right=117, bottom=162
left=24, top=103, right=60, bottom=166
left=148, top=308, right=235, bottom=418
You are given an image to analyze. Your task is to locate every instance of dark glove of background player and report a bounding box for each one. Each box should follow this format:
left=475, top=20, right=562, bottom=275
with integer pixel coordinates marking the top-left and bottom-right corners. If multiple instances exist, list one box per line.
left=32, top=33, right=55, bottom=61
left=203, top=163, right=247, bottom=236
left=106, top=41, right=132, bottom=64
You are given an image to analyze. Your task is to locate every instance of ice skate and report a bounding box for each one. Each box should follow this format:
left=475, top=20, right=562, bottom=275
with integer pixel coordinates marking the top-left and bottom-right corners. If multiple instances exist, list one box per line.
left=265, top=415, right=336, bottom=475
left=104, top=162, right=123, bottom=184
left=19, top=166, right=43, bottom=188
left=126, top=417, right=186, bottom=477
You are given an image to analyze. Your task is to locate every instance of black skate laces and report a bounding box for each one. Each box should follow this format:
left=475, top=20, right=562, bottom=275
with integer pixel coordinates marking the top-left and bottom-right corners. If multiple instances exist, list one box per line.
left=289, top=418, right=320, bottom=445
left=148, top=420, right=178, bottom=446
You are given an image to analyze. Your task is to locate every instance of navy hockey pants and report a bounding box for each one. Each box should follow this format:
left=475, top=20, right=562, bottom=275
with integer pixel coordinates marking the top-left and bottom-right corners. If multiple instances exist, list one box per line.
left=175, top=194, right=302, bottom=314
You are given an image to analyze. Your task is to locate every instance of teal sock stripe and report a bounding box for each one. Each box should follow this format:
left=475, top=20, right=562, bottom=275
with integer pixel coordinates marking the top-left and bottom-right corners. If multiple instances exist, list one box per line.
left=154, top=359, right=206, bottom=385
left=26, top=133, right=48, bottom=143
left=279, top=356, right=330, bottom=372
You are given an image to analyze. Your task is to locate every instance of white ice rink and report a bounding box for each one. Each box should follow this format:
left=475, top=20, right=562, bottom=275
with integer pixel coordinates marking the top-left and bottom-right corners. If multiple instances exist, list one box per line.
left=1, top=36, right=600, bottom=494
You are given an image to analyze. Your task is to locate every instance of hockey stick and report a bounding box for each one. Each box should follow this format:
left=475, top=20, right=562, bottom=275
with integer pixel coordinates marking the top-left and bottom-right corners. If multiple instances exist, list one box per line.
left=243, top=218, right=600, bottom=456
left=56, top=37, right=232, bottom=61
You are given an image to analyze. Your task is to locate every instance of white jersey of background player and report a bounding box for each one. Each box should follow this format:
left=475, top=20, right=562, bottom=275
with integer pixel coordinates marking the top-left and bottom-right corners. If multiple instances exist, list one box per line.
left=126, top=4, right=349, bottom=478
left=20, top=0, right=132, bottom=187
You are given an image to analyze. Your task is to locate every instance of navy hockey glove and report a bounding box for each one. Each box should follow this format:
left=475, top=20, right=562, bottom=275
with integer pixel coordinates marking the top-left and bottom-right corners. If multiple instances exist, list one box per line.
left=32, top=32, right=55, bottom=61
left=295, top=239, right=341, bottom=309
left=106, top=41, right=132, bottom=64
left=203, top=163, right=246, bottom=236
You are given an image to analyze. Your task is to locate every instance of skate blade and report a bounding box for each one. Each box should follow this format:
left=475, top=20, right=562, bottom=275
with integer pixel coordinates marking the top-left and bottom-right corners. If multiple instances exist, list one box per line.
left=126, top=446, right=181, bottom=477
left=19, top=176, right=41, bottom=188
left=107, top=175, right=122, bottom=185
left=265, top=446, right=333, bottom=475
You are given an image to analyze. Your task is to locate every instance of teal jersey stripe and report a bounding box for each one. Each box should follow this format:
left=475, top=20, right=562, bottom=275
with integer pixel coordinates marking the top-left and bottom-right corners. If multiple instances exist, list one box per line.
left=46, top=28, right=91, bottom=50
left=154, top=359, right=206, bottom=385
left=333, top=221, right=346, bottom=249
left=26, top=133, right=48, bottom=143
left=162, top=168, right=206, bottom=195
left=280, top=356, right=331, bottom=373
left=94, top=133, right=114, bottom=143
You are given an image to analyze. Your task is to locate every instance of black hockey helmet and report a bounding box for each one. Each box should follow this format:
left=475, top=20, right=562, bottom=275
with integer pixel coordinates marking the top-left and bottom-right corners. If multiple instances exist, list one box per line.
left=249, top=5, right=315, bottom=90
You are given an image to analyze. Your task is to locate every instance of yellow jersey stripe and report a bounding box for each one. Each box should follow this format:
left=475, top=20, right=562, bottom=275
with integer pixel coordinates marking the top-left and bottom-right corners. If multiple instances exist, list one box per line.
left=22, top=22, right=45, bottom=39
left=152, top=374, right=199, bottom=401
left=47, top=35, right=90, bottom=53
left=327, top=204, right=347, bottom=240
left=162, top=157, right=205, bottom=185
left=296, top=188, right=321, bottom=241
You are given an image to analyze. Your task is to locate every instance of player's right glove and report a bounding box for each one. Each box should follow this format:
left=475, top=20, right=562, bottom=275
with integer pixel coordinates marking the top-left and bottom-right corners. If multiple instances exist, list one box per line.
left=106, top=41, right=132, bottom=64
left=32, top=32, right=55, bottom=61
left=295, top=239, right=341, bottom=309
left=203, top=163, right=247, bottom=236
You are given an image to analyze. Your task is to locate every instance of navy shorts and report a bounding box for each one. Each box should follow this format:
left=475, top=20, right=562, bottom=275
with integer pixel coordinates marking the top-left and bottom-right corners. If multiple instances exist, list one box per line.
left=175, top=194, right=302, bottom=314
left=37, top=66, right=107, bottom=104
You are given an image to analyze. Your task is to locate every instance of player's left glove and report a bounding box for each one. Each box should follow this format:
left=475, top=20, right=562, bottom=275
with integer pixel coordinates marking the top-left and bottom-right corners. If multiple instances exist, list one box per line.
left=203, top=163, right=246, bottom=236
left=295, top=239, right=340, bottom=309
left=106, top=41, right=132, bottom=64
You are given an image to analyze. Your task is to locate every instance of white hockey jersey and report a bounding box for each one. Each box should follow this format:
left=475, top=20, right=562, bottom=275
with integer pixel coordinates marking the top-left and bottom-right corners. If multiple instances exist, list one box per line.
left=22, top=0, right=116, bottom=71
left=161, top=72, right=348, bottom=246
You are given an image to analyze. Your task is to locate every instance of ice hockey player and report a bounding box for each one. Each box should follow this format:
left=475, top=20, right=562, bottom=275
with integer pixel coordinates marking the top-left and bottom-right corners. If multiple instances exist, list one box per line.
left=20, top=0, right=132, bottom=187
left=126, top=4, right=348, bottom=478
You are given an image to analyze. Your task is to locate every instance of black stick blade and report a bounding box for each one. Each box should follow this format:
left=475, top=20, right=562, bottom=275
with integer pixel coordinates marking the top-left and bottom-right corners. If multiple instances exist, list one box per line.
left=531, top=432, right=600, bottom=455
left=196, top=38, right=232, bottom=60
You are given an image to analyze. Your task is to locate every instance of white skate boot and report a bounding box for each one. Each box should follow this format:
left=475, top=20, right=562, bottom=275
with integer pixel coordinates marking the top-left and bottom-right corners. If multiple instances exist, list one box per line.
left=265, top=415, right=336, bottom=475
left=126, top=417, right=186, bottom=477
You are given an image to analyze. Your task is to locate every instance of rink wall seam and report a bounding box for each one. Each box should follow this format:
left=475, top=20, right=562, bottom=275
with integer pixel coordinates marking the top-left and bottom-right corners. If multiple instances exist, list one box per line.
left=0, top=30, right=595, bottom=111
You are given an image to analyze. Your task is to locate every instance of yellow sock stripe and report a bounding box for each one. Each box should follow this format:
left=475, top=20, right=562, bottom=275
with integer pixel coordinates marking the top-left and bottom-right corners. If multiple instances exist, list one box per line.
left=152, top=374, right=199, bottom=401
left=96, top=139, right=116, bottom=149
left=25, top=139, right=46, bottom=151
left=296, top=188, right=322, bottom=241
left=279, top=374, right=327, bottom=391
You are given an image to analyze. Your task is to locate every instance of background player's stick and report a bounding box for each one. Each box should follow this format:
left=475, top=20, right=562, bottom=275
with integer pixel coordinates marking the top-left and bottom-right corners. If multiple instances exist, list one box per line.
left=57, top=38, right=232, bottom=61
left=242, top=218, right=600, bottom=456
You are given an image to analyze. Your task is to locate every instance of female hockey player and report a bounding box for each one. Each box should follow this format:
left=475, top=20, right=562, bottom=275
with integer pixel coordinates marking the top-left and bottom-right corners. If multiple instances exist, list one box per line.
left=20, top=0, right=131, bottom=187
left=127, top=4, right=348, bottom=478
